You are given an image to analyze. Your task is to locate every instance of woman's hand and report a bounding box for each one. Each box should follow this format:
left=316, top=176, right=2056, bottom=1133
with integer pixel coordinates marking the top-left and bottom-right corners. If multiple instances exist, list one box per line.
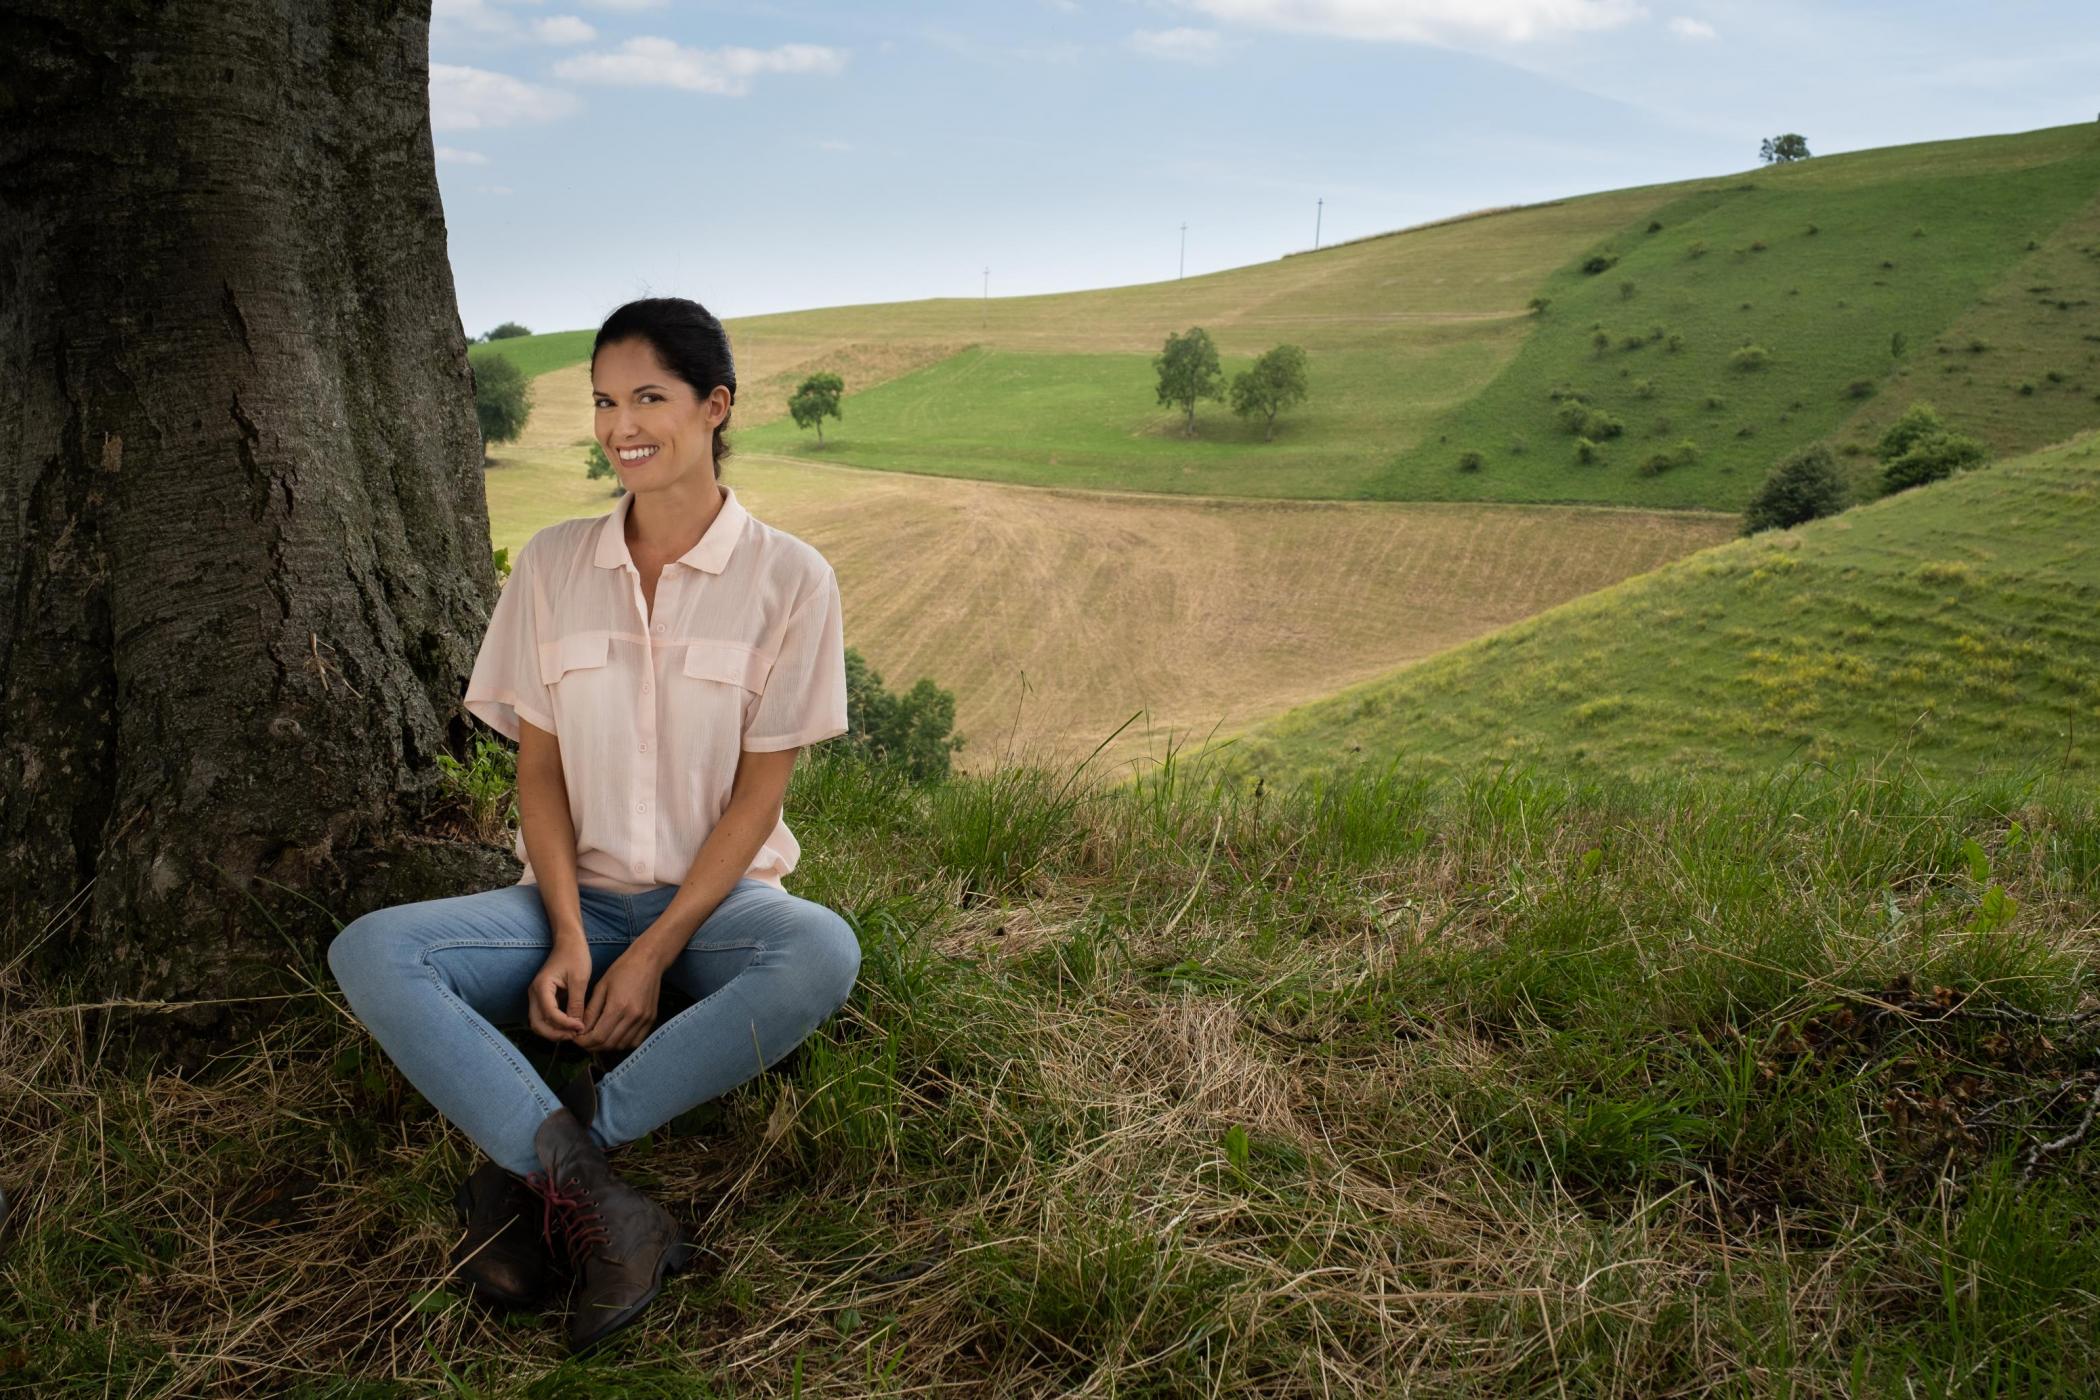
left=574, top=947, right=666, bottom=1053
left=528, top=940, right=592, bottom=1041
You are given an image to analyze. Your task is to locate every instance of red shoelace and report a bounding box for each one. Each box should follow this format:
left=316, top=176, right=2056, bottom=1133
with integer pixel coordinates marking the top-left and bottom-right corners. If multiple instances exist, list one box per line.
left=524, top=1170, right=611, bottom=1270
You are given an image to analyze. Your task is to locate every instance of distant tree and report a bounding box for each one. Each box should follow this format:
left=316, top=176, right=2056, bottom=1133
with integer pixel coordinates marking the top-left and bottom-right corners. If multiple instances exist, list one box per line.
left=472, top=351, right=531, bottom=461
left=585, top=441, right=624, bottom=497
left=1153, top=326, right=1224, bottom=437
left=1880, top=431, right=1986, bottom=496
left=789, top=372, right=845, bottom=445
left=1759, top=133, right=1811, bottom=164
left=843, top=648, right=963, bottom=782
left=485, top=321, right=532, bottom=340
left=1875, top=401, right=1945, bottom=461
left=1228, top=344, right=1311, bottom=441
left=1742, top=443, right=1845, bottom=534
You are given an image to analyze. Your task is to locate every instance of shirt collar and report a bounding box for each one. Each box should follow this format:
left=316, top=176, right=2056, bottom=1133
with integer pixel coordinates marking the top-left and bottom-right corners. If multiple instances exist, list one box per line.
left=593, top=484, right=749, bottom=575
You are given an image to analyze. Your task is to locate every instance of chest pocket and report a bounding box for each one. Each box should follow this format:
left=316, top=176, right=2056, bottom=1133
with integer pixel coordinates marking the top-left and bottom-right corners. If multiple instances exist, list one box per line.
left=538, top=631, right=610, bottom=686
left=681, top=640, right=771, bottom=736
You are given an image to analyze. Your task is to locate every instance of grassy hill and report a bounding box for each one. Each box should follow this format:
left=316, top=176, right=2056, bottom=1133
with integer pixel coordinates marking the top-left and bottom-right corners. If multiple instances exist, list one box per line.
left=22, top=750, right=2100, bottom=1391
left=1219, top=431, right=2100, bottom=784
left=441, top=121, right=2100, bottom=511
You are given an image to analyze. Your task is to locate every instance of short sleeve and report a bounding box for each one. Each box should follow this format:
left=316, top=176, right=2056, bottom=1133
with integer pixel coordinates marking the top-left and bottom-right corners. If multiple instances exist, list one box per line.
left=744, top=567, right=848, bottom=752
left=463, top=537, right=556, bottom=742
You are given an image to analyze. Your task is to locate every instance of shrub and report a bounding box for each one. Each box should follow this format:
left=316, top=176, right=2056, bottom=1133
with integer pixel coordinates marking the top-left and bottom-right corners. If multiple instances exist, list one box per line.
left=1666, top=333, right=1685, bottom=353
left=1527, top=296, right=1551, bottom=315
left=1735, top=423, right=1758, bottom=438
left=2018, top=381, right=2037, bottom=396
left=1845, top=380, right=1874, bottom=399
left=1633, top=378, right=1656, bottom=399
left=1805, top=223, right=1820, bottom=236
left=471, top=351, right=532, bottom=458
left=1880, top=431, right=1987, bottom=495
left=1620, top=334, right=1646, bottom=352
left=1582, top=253, right=1619, bottom=275
left=1704, top=395, right=1726, bottom=411
left=1574, top=437, right=1601, bottom=465
left=1646, top=219, right=1664, bottom=233
left=1742, top=443, right=1846, bottom=534
left=1649, top=417, right=1674, bottom=437
left=1876, top=402, right=1945, bottom=460
left=1750, top=239, right=1768, bottom=252
left=1730, top=344, right=1773, bottom=371
left=1591, top=330, right=1611, bottom=357
left=1508, top=435, right=1529, bottom=456
left=2046, top=369, right=2066, bottom=383
left=1619, top=279, right=1637, bottom=300
left=1880, top=258, right=1896, bottom=270
left=1890, top=331, right=1908, bottom=358
left=1638, top=439, right=1700, bottom=477
left=485, top=322, right=532, bottom=341
left=1554, top=402, right=1623, bottom=439
left=1687, top=241, right=1708, bottom=259
left=1457, top=450, right=1485, bottom=472
left=844, top=648, right=964, bottom=782
left=1967, top=338, right=1990, bottom=354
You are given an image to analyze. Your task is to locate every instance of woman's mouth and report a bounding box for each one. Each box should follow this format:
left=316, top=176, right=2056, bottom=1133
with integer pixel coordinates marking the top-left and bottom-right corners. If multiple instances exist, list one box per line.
left=616, top=444, right=660, bottom=466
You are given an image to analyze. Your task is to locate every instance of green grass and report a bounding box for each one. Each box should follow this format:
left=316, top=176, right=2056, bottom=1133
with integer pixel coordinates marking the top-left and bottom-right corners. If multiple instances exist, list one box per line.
left=1403, top=123, right=2100, bottom=509
left=471, top=329, right=598, bottom=381
left=738, top=339, right=1507, bottom=498
left=12, top=750, right=2100, bottom=1391
left=1223, top=430, right=2100, bottom=785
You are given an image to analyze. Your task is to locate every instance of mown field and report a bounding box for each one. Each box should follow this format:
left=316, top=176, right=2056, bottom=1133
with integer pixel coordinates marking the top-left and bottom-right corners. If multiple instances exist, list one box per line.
left=15, top=752, right=2100, bottom=1393
left=479, top=416, right=1731, bottom=769
left=1224, top=431, right=2100, bottom=786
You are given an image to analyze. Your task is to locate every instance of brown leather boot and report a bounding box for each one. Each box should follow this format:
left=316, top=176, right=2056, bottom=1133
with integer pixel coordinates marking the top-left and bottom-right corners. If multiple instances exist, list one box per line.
left=525, top=1066, right=696, bottom=1353
left=450, top=1159, right=554, bottom=1308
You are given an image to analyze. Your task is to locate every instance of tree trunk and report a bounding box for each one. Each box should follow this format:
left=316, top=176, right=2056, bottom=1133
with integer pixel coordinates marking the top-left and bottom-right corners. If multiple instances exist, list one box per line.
left=0, top=0, right=518, bottom=1066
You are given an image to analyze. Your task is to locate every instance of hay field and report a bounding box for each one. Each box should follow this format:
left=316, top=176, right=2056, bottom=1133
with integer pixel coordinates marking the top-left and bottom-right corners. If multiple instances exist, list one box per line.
left=483, top=401, right=1731, bottom=768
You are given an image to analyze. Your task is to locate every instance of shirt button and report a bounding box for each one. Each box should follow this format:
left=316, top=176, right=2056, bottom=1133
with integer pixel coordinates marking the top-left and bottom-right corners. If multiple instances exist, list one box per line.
left=641, top=681, right=651, bottom=694
left=652, top=621, right=665, bottom=633
left=632, top=861, right=647, bottom=875
left=636, top=800, right=648, bottom=813
left=638, top=741, right=648, bottom=754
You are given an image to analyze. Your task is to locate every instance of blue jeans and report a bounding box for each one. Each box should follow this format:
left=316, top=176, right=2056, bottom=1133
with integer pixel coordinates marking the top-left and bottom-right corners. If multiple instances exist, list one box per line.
left=327, top=879, right=860, bottom=1176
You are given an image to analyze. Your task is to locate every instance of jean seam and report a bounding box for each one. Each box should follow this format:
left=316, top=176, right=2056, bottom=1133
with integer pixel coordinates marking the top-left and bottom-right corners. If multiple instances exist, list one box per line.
left=418, top=952, right=562, bottom=1120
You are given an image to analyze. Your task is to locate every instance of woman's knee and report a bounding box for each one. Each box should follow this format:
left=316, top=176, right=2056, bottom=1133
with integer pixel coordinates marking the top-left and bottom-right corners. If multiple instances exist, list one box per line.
left=326, top=906, right=414, bottom=994
left=794, top=902, right=861, bottom=1010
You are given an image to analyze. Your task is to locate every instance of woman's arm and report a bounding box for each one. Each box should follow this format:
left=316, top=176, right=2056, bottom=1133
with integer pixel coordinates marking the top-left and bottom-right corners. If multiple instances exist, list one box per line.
left=572, top=745, right=799, bottom=1052
left=516, top=717, right=595, bottom=1040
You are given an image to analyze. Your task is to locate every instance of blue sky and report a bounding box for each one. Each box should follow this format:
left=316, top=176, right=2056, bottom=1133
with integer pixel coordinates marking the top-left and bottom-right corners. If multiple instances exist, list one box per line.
left=430, top=0, right=2100, bottom=336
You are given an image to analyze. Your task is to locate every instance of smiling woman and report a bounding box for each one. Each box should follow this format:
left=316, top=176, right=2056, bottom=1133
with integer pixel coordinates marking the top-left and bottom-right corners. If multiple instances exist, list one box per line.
left=327, top=297, right=861, bottom=1353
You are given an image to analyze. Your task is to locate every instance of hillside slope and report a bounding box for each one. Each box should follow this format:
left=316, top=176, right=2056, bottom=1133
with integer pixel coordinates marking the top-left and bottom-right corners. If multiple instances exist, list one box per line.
left=1219, top=431, right=2100, bottom=783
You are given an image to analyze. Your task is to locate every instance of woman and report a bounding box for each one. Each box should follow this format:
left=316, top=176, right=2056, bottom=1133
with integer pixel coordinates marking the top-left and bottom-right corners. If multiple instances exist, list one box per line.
left=328, top=297, right=860, bottom=1354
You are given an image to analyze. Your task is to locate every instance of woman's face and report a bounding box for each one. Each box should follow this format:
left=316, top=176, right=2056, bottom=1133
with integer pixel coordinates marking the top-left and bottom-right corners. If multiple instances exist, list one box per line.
left=591, top=336, right=727, bottom=488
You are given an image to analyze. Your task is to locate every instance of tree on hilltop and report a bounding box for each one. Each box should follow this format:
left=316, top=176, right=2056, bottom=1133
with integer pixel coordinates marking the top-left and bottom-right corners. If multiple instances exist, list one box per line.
left=789, top=372, right=845, bottom=446
left=585, top=441, right=625, bottom=497
left=1154, top=326, right=1224, bottom=437
left=485, top=321, right=531, bottom=340
left=1759, top=133, right=1811, bottom=164
left=1228, top=344, right=1311, bottom=442
left=472, top=351, right=532, bottom=461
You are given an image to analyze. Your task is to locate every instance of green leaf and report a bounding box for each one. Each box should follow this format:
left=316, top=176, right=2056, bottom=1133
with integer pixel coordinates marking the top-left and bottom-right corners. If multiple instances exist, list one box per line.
left=1222, top=1124, right=1250, bottom=1171
left=1960, top=837, right=1990, bottom=884
left=1971, top=884, right=2018, bottom=933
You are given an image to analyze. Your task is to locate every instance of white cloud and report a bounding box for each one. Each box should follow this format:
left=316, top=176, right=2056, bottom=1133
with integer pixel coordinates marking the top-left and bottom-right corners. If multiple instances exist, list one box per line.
left=533, top=15, right=597, bottom=44
left=554, top=37, right=849, bottom=95
left=1129, top=27, right=1226, bottom=63
left=436, top=145, right=491, bottom=165
left=1666, top=15, right=1714, bottom=39
left=429, top=64, right=581, bottom=130
left=1180, top=0, right=1644, bottom=44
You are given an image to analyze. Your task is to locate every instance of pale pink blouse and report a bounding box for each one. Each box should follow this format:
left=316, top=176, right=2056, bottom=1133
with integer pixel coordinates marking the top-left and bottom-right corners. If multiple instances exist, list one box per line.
left=463, top=485, right=848, bottom=894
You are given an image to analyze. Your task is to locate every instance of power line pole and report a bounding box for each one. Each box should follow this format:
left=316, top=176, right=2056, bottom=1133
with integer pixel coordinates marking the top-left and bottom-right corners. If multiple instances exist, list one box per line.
left=1315, top=197, right=1323, bottom=250
left=1179, top=222, right=1187, bottom=280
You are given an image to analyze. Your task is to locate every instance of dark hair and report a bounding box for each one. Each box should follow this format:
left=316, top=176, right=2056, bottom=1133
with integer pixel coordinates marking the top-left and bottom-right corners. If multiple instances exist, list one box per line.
left=592, top=297, right=738, bottom=476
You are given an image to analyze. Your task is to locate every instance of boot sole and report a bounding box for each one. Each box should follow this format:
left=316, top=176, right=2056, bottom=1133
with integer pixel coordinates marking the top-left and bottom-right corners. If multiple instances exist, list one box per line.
left=568, top=1225, right=698, bottom=1354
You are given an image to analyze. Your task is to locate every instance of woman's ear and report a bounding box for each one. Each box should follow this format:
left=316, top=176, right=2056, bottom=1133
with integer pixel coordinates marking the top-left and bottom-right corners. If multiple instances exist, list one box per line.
left=709, top=385, right=732, bottom=429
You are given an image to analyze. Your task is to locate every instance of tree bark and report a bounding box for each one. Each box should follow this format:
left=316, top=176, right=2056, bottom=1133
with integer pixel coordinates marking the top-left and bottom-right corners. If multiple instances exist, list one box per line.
left=0, top=0, right=517, bottom=1066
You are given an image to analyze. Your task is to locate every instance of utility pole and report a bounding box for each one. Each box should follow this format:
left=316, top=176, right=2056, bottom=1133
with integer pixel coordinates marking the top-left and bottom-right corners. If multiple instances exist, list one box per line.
left=1315, top=197, right=1323, bottom=250
left=1179, top=222, right=1187, bottom=280
left=981, top=265, right=989, bottom=329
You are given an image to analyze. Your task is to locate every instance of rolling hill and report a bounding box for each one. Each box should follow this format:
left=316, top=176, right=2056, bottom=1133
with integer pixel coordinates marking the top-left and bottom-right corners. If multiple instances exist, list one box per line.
left=479, top=122, right=2100, bottom=511
left=1216, top=431, right=2100, bottom=784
